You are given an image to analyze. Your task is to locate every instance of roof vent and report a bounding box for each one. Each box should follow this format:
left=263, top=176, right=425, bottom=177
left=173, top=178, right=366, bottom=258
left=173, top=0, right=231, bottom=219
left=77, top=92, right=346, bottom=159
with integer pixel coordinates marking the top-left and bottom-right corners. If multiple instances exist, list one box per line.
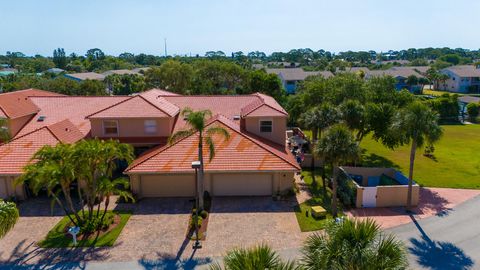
left=37, top=116, right=46, bottom=122
left=233, top=115, right=241, bottom=120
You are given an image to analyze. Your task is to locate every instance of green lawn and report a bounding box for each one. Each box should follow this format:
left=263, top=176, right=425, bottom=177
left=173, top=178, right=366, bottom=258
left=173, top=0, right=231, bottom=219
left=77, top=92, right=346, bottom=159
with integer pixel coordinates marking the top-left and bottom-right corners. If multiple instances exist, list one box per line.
left=361, top=124, right=480, bottom=189
left=295, top=169, right=343, bottom=232
left=39, top=211, right=131, bottom=248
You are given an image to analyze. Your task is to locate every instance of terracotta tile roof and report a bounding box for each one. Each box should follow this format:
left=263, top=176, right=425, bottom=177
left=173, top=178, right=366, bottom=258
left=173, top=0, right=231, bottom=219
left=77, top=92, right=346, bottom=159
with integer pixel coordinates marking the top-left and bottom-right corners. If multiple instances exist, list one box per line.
left=16, top=96, right=129, bottom=137
left=87, top=90, right=180, bottom=119
left=126, top=115, right=299, bottom=173
left=0, top=89, right=63, bottom=119
left=241, top=93, right=288, bottom=117
left=163, top=95, right=259, bottom=131
left=140, top=88, right=180, bottom=96
left=46, top=119, right=85, bottom=144
left=0, top=127, right=60, bottom=175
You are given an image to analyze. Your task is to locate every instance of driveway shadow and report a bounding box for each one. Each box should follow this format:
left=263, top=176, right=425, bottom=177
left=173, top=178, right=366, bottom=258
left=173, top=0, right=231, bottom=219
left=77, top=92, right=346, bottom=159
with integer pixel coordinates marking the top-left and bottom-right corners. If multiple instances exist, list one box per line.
left=114, top=197, right=192, bottom=215
left=210, top=196, right=297, bottom=213
left=17, top=197, right=72, bottom=217
left=408, top=215, right=474, bottom=270
left=0, top=238, right=113, bottom=270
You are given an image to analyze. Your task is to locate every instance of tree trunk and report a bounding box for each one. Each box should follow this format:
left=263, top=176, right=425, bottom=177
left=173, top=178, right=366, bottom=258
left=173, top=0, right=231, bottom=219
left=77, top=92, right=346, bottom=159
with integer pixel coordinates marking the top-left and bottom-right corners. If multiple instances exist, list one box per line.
left=310, top=128, right=318, bottom=185
left=100, top=195, right=110, bottom=227
left=198, top=133, right=205, bottom=210
left=76, top=181, right=86, bottom=218
left=51, top=191, right=78, bottom=226
left=62, top=184, right=82, bottom=224
left=332, top=162, right=339, bottom=218
left=407, top=139, right=417, bottom=212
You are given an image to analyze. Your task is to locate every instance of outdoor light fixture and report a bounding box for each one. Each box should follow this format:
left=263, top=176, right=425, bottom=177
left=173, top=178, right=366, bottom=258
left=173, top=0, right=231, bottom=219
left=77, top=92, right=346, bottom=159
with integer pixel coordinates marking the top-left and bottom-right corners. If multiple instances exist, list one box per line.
left=191, top=161, right=202, bottom=249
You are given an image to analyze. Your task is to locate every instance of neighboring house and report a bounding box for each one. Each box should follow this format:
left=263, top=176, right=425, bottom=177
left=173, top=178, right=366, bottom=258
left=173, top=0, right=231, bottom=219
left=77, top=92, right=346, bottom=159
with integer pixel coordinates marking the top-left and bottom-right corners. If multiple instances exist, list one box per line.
left=390, top=66, right=430, bottom=75
left=336, top=67, right=370, bottom=74
left=458, top=95, right=480, bottom=115
left=438, top=65, right=480, bottom=93
left=102, top=69, right=144, bottom=76
left=0, top=88, right=299, bottom=200
left=267, top=68, right=334, bottom=94
left=0, top=68, right=18, bottom=76
left=365, top=68, right=424, bottom=92
left=45, top=68, right=65, bottom=74
left=64, top=72, right=106, bottom=82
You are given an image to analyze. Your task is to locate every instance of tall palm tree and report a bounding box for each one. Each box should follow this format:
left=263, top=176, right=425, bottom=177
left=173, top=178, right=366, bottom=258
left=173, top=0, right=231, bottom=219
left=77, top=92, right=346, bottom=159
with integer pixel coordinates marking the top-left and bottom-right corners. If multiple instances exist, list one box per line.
left=394, top=102, right=442, bottom=210
left=315, top=124, right=360, bottom=218
left=209, top=244, right=297, bottom=270
left=301, top=104, right=338, bottom=189
left=301, top=218, right=408, bottom=270
left=0, top=200, right=19, bottom=239
left=169, top=108, right=230, bottom=210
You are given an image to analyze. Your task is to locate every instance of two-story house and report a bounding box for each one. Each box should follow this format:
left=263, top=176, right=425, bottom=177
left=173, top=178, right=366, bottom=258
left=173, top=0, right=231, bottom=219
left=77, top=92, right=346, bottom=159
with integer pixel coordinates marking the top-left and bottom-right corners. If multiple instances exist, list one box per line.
left=0, top=88, right=299, bottom=200
left=266, top=68, right=334, bottom=94
left=438, top=65, right=480, bottom=93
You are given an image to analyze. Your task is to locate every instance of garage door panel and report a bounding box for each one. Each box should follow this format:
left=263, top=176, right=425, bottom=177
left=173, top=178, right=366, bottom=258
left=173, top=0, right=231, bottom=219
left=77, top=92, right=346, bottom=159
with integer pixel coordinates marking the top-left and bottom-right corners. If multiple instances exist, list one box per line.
left=0, top=177, right=7, bottom=199
left=212, top=174, right=272, bottom=196
left=140, top=174, right=195, bottom=197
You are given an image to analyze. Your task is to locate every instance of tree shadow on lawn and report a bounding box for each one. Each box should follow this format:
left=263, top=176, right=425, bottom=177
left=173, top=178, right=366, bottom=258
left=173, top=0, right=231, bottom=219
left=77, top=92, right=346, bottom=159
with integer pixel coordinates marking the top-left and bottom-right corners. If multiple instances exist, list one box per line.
left=360, top=152, right=401, bottom=170
left=0, top=238, right=114, bottom=270
left=408, top=215, right=474, bottom=270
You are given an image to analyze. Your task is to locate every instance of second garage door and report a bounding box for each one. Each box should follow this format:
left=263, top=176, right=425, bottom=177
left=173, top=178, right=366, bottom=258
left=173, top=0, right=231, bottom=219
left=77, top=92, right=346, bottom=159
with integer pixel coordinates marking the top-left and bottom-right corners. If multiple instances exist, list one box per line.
left=140, top=174, right=195, bottom=197
left=212, top=173, right=272, bottom=196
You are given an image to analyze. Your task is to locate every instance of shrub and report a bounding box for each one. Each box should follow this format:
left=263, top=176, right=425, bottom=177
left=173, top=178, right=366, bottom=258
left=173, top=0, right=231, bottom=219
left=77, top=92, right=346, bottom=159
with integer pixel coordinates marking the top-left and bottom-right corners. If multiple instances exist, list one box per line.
left=78, top=212, right=115, bottom=234
left=0, top=200, right=19, bottom=238
left=337, top=170, right=357, bottom=208
left=200, top=210, right=208, bottom=219
left=189, top=215, right=203, bottom=228
left=467, top=103, right=479, bottom=122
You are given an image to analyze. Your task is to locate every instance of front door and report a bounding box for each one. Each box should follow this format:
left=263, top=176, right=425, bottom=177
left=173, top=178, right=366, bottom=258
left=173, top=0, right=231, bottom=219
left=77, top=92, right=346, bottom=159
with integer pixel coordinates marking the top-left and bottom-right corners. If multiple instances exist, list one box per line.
left=362, top=187, right=377, bottom=208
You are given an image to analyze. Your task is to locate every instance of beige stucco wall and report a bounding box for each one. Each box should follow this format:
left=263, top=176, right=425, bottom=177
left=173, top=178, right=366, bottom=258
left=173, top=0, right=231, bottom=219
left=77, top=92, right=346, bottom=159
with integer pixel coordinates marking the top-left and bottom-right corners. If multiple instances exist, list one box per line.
left=301, top=154, right=323, bottom=168
left=244, top=116, right=287, bottom=145
left=90, top=118, right=173, bottom=138
left=0, top=176, right=25, bottom=200
left=376, top=185, right=420, bottom=207
left=9, top=114, right=34, bottom=137
left=342, top=166, right=395, bottom=186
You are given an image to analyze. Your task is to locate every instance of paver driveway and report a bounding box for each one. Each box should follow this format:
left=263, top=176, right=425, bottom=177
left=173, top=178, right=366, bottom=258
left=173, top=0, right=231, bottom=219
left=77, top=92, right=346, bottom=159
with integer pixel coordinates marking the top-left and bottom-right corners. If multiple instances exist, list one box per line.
left=195, top=197, right=308, bottom=258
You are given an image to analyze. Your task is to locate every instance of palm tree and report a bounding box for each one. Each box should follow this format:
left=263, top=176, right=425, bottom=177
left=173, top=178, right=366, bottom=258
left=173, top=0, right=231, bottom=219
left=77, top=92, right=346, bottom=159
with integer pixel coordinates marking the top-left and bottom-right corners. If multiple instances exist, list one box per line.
left=209, top=244, right=297, bottom=270
left=97, top=177, right=134, bottom=224
left=169, top=108, right=230, bottom=210
left=315, top=124, right=360, bottom=218
left=301, top=218, right=408, bottom=270
left=301, top=104, right=338, bottom=189
left=394, top=102, right=442, bottom=210
left=18, top=144, right=81, bottom=226
left=0, top=200, right=19, bottom=239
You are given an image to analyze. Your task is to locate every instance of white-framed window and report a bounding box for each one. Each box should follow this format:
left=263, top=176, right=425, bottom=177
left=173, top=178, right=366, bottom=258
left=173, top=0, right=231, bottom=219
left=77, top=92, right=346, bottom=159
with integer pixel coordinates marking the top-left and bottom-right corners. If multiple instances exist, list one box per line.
left=259, top=120, right=273, bottom=133
left=103, top=120, right=119, bottom=135
left=144, top=119, right=157, bottom=134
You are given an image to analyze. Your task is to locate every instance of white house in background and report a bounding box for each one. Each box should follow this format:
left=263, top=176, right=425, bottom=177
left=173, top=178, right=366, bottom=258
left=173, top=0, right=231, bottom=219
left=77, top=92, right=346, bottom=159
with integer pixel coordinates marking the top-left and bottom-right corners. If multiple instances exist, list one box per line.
left=438, top=65, right=480, bottom=93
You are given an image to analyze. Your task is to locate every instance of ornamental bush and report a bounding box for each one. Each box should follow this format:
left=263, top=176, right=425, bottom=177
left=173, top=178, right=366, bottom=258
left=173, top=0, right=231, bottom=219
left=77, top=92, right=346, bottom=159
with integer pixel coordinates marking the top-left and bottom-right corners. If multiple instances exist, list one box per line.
left=0, top=200, right=19, bottom=238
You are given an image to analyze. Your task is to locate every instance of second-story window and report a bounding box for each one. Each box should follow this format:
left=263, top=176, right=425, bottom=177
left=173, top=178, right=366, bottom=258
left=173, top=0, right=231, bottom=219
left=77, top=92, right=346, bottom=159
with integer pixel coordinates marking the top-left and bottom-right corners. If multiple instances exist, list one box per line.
left=260, top=120, right=273, bottom=133
left=144, top=120, right=157, bottom=134
left=103, top=120, right=118, bottom=136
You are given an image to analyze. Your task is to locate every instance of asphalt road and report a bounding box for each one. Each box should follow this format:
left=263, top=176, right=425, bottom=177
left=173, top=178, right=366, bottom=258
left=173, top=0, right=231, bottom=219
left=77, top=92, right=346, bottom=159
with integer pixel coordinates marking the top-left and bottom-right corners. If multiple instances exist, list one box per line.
left=389, top=195, right=480, bottom=270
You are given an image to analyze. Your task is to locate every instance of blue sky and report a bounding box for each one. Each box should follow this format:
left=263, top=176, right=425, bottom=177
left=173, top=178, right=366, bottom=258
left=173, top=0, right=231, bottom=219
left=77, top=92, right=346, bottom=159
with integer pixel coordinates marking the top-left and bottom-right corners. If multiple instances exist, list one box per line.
left=1, top=0, right=479, bottom=56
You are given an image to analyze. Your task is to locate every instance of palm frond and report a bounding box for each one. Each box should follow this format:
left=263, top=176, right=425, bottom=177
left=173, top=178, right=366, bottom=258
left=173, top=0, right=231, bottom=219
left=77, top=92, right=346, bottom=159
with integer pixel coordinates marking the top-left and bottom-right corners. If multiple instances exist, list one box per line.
left=168, top=129, right=195, bottom=145
left=206, top=126, right=230, bottom=141
left=205, top=136, right=216, bottom=161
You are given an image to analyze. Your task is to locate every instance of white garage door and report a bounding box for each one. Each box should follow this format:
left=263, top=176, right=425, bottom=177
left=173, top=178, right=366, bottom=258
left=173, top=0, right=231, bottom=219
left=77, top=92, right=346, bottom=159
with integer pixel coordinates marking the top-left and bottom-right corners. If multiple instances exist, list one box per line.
left=140, top=174, right=195, bottom=197
left=212, top=174, right=272, bottom=196
left=0, top=177, right=7, bottom=199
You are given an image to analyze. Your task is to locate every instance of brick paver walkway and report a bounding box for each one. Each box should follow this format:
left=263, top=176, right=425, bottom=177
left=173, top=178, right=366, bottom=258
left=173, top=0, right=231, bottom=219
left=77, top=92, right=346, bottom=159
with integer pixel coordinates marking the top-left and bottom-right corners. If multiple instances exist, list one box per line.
left=347, top=187, right=480, bottom=228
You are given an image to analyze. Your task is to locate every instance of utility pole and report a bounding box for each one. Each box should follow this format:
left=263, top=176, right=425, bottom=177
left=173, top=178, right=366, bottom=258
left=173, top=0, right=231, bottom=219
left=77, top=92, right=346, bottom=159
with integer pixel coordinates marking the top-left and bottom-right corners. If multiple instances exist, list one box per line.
left=164, top=38, right=168, bottom=57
